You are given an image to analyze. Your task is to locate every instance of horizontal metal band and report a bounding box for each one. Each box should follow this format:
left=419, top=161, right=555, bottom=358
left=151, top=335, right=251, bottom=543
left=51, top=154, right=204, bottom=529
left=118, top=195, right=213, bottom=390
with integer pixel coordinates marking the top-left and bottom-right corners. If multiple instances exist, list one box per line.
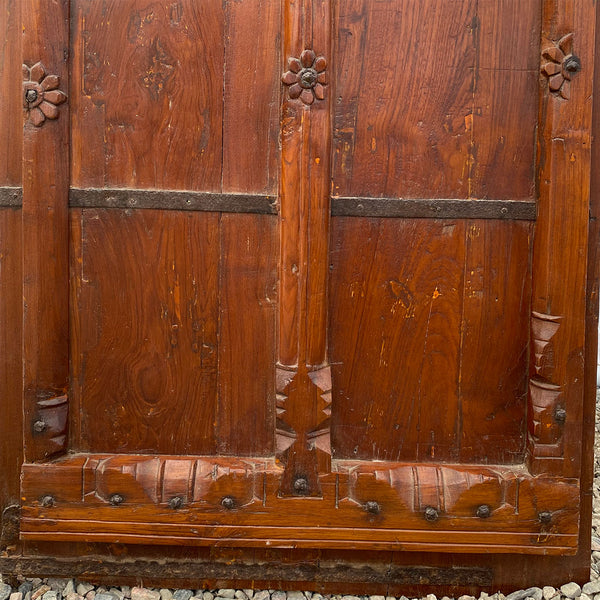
left=331, top=196, right=537, bottom=220
left=69, top=188, right=278, bottom=215
left=0, top=186, right=22, bottom=207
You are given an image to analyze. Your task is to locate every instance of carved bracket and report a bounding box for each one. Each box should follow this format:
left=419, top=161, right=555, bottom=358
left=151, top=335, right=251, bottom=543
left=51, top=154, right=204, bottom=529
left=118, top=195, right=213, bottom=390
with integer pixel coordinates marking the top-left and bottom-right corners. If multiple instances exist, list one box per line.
left=22, top=62, right=67, bottom=126
left=275, top=364, right=332, bottom=496
left=282, top=50, right=327, bottom=105
left=541, top=33, right=581, bottom=100
left=528, top=312, right=565, bottom=459
left=32, top=395, right=68, bottom=458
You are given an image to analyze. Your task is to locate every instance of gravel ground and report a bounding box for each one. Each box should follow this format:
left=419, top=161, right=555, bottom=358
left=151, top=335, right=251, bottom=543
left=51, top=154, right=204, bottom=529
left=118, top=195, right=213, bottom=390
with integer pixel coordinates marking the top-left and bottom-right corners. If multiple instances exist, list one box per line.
left=2, top=394, right=600, bottom=600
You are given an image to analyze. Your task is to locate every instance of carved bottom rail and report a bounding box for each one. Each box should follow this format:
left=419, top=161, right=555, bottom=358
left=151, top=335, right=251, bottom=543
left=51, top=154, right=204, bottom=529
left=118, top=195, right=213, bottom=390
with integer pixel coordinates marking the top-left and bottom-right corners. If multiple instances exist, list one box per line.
left=20, top=454, right=579, bottom=554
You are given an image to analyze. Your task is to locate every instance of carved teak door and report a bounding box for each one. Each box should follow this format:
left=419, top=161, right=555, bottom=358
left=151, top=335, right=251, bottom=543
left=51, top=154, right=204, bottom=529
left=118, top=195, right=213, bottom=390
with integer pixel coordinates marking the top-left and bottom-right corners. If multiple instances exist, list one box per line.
left=18, top=0, right=595, bottom=557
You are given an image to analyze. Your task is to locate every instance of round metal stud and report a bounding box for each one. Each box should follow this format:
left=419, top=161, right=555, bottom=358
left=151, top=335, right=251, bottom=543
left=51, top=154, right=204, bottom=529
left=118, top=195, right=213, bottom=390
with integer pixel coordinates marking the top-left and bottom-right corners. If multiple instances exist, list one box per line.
left=109, top=493, right=124, bottom=506
left=563, top=55, right=582, bottom=74
left=293, top=477, right=309, bottom=494
left=476, top=504, right=491, bottom=519
left=168, top=496, right=184, bottom=510
left=365, top=501, right=381, bottom=515
left=538, top=511, right=552, bottom=524
left=554, top=407, right=567, bottom=424
left=221, top=496, right=235, bottom=510
left=424, top=506, right=439, bottom=522
left=25, top=89, right=38, bottom=103
left=33, top=420, right=46, bottom=433
left=40, top=495, right=54, bottom=508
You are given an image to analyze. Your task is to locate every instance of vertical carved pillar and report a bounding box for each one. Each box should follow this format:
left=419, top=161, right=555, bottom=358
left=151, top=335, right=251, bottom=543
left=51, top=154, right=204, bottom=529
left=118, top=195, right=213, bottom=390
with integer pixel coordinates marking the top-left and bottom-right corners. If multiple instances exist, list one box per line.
left=277, top=0, right=332, bottom=496
left=529, top=0, right=595, bottom=475
left=22, top=0, right=70, bottom=461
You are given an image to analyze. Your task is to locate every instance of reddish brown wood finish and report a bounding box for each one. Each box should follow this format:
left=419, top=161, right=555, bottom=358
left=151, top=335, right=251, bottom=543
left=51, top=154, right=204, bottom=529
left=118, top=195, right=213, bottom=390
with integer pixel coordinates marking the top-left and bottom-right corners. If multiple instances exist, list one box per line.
left=22, top=0, right=70, bottom=462
left=0, top=0, right=598, bottom=593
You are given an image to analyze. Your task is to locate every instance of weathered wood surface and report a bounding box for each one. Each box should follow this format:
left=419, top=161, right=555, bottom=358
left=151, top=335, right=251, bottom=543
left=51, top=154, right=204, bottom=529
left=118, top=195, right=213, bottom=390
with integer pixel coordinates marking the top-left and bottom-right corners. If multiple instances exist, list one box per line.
left=0, top=0, right=597, bottom=592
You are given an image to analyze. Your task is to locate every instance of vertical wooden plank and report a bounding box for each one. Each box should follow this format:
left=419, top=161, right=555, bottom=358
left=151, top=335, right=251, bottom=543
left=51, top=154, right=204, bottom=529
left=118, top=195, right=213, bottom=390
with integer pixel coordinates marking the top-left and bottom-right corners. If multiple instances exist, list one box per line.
left=277, top=0, right=333, bottom=494
left=0, top=0, right=22, bottom=522
left=458, top=221, right=532, bottom=464
left=22, top=0, right=70, bottom=461
left=528, top=0, right=596, bottom=476
left=0, top=0, right=22, bottom=185
left=217, top=214, right=278, bottom=456
left=222, top=0, right=281, bottom=195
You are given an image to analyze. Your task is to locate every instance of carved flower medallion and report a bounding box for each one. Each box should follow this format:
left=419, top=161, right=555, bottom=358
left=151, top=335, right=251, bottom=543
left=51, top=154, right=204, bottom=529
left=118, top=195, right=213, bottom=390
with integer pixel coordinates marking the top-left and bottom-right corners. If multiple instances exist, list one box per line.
left=541, top=33, right=581, bottom=100
left=282, top=49, right=327, bottom=105
left=23, top=62, right=67, bottom=126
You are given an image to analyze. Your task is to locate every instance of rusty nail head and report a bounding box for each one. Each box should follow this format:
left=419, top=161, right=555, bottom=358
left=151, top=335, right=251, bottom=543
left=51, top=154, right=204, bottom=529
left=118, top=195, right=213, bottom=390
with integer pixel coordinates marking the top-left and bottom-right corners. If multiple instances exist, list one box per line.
left=110, top=493, right=124, bottom=506
left=476, top=504, right=491, bottom=518
left=539, top=511, right=552, bottom=524
left=40, top=495, right=54, bottom=508
left=293, top=477, right=309, bottom=494
left=424, top=506, right=439, bottom=522
left=564, top=55, right=582, bottom=73
left=554, top=407, right=567, bottom=423
left=33, top=420, right=46, bottom=433
left=365, top=501, right=380, bottom=514
left=221, top=496, right=235, bottom=510
left=169, top=496, right=184, bottom=510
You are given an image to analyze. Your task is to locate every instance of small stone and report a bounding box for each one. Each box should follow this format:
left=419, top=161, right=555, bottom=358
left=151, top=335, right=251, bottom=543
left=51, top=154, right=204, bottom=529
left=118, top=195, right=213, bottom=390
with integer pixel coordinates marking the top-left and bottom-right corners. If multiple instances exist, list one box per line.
left=584, top=585, right=600, bottom=597
left=18, top=586, right=33, bottom=596
left=243, top=593, right=254, bottom=600
left=370, top=597, right=385, bottom=600
left=77, top=587, right=94, bottom=597
left=30, top=584, right=42, bottom=591
left=341, top=596, right=360, bottom=600
left=581, top=595, right=592, bottom=600
left=202, top=594, right=214, bottom=600
left=253, top=592, right=268, bottom=600
left=542, top=588, right=556, bottom=600
left=96, top=591, right=107, bottom=596
left=173, top=592, right=192, bottom=600
left=10, top=594, right=23, bottom=600
left=271, top=593, right=286, bottom=600
left=234, top=593, right=247, bottom=600
left=47, top=582, right=69, bottom=594
left=42, top=592, right=60, bottom=600
left=425, top=596, right=436, bottom=600
left=594, top=594, right=600, bottom=600
left=560, top=584, right=582, bottom=599
left=85, top=593, right=95, bottom=600
left=32, top=587, right=51, bottom=600
left=121, top=591, right=131, bottom=600
left=458, top=596, right=475, bottom=600
left=289, top=594, right=305, bottom=600
left=506, top=590, right=542, bottom=600
left=217, top=593, right=235, bottom=600
left=132, top=590, right=160, bottom=600
left=65, top=594, right=83, bottom=600
left=96, top=593, right=119, bottom=600
left=0, top=586, right=13, bottom=600
left=62, top=584, right=75, bottom=599
left=311, top=596, right=322, bottom=600
left=159, top=592, right=172, bottom=600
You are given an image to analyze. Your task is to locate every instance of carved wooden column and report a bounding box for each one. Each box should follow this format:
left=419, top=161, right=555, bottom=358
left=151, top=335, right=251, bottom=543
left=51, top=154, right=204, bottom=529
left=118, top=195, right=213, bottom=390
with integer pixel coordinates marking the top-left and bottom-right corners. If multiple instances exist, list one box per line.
left=22, top=0, right=70, bottom=461
left=277, top=0, right=332, bottom=496
left=529, top=0, right=595, bottom=476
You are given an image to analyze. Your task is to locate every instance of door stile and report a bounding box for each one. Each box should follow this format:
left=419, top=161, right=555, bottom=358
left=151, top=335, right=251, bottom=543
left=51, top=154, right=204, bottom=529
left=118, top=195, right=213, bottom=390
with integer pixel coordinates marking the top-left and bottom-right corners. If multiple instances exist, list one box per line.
left=529, top=0, right=596, bottom=477
left=277, top=0, right=333, bottom=496
left=21, top=0, right=70, bottom=463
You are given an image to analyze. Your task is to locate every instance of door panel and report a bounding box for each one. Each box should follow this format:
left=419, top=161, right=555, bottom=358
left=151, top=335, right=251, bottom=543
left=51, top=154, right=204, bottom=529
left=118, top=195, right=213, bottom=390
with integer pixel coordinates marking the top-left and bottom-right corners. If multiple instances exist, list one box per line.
left=12, top=0, right=595, bottom=565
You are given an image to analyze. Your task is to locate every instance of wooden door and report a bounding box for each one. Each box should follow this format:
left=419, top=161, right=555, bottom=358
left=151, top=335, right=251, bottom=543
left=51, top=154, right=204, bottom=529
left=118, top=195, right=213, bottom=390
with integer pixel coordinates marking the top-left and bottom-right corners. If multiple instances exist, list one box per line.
left=1, top=0, right=599, bottom=589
